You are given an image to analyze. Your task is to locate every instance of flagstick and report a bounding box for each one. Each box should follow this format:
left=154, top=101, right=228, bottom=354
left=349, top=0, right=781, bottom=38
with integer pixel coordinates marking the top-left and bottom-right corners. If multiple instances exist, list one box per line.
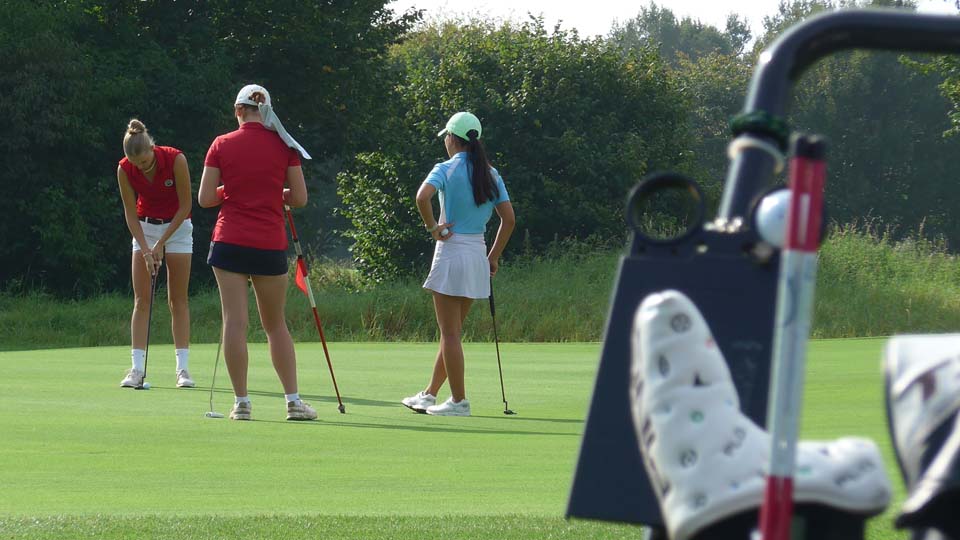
left=284, top=206, right=345, bottom=414
left=758, top=135, right=827, bottom=540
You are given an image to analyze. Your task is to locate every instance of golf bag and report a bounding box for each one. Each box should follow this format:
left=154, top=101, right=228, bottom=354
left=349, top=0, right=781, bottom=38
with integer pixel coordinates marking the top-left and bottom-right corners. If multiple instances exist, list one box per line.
left=567, top=8, right=960, bottom=539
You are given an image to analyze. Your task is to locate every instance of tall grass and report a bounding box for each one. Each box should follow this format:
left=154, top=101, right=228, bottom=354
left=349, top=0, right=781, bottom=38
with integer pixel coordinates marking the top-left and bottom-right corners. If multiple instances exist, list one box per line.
left=0, top=247, right=619, bottom=350
left=4, top=222, right=960, bottom=350
left=815, top=219, right=960, bottom=338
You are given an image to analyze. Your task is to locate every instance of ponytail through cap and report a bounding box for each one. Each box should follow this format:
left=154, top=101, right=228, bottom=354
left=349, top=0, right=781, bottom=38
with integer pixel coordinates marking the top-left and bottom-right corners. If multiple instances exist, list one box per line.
left=438, top=111, right=482, bottom=140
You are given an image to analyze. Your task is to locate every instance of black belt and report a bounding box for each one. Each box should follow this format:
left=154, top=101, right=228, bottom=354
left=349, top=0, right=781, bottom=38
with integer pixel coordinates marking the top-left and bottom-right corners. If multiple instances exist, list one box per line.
left=140, top=216, right=172, bottom=225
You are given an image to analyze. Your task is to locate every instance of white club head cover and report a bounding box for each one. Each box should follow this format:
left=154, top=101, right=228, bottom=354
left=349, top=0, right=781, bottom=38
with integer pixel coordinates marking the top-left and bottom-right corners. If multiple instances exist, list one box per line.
left=885, top=334, right=960, bottom=538
left=885, top=335, right=960, bottom=489
left=630, top=290, right=891, bottom=540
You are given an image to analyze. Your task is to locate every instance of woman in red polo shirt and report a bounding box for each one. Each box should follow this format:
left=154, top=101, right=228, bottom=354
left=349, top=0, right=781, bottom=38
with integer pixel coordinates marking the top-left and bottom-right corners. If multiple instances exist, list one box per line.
left=117, top=119, right=195, bottom=389
left=198, top=84, right=315, bottom=422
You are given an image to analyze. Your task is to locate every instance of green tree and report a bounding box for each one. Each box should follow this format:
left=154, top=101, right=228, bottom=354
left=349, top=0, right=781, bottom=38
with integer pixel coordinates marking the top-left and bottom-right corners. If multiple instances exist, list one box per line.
left=761, top=0, right=960, bottom=242
left=337, top=18, right=689, bottom=281
left=0, top=0, right=417, bottom=296
left=609, top=4, right=753, bottom=206
left=609, top=2, right=751, bottom=65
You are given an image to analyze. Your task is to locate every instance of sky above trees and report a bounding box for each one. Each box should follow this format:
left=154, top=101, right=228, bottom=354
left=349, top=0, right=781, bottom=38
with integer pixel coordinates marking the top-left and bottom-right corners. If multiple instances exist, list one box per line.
left=388, top=0, right=956, bottom=40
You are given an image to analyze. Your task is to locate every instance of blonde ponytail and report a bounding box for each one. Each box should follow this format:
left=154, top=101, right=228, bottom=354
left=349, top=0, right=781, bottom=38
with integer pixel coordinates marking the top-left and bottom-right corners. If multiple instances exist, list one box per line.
left=123, top=118, right=155, bottom=158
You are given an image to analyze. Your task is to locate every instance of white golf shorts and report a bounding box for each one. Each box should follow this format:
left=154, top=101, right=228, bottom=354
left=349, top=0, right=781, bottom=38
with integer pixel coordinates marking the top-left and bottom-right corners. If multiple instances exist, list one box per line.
left=132, top=218, right=194, bottom=254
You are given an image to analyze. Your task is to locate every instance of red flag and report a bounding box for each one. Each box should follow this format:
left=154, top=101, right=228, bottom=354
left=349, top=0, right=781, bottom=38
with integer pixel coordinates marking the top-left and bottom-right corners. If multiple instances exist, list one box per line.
left=295, top=258, right=309, bottom=296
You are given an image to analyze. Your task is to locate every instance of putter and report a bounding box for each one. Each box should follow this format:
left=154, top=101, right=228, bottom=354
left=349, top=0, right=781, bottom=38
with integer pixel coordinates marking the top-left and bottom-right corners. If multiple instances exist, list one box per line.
left=135, top=266, right=159, bottom=391
left=204, top=326, right=225, bottom=418
left=489, top=278, right=515, bottom=415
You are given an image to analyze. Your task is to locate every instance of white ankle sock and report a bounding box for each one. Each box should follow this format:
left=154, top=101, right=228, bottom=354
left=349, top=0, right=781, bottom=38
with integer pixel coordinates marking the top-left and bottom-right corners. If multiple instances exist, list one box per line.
left=132, top=349, right=146, bottom=372
left=235, top=396, right=250, bottom=405
left=175, top=348, right=189, bottom=371
left=285, top=393, right=300, bottom=403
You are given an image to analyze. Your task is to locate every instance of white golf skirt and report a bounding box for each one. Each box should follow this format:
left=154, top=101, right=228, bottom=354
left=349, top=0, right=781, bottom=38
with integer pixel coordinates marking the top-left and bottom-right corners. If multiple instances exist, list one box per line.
left=422, top=233, right=490, bottom=299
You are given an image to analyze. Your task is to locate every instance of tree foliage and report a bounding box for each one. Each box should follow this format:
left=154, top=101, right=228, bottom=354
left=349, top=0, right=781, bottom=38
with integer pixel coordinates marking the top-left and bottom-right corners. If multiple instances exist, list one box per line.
left=610, top=2, right=752, bottom=64
left=763, top=0, right=960, bottom=240
left=336, top=18, right=689, bottom=281
left=7, top=0, right=960, bottom=296
left=0, top=0, right=417, bottom=296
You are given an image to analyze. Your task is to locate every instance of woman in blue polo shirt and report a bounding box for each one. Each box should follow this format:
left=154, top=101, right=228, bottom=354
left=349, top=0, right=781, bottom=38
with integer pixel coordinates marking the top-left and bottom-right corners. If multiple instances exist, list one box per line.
left=402, top=112, right=516, bottom=417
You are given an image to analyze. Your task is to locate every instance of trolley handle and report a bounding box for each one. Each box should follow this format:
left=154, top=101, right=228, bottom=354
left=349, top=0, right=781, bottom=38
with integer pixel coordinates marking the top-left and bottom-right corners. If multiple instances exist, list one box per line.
left=720, top=9, right=960, bottom=222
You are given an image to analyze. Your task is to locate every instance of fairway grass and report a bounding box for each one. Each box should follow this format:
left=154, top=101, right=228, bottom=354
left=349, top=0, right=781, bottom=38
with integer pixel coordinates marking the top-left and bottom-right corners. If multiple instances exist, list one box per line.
left=0, top=340, right=910, bottom=539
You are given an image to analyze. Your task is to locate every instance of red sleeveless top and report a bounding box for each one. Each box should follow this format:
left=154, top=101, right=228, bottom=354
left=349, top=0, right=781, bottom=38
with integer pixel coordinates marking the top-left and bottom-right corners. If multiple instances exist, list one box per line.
left=119, top=146, right=188, bottom=220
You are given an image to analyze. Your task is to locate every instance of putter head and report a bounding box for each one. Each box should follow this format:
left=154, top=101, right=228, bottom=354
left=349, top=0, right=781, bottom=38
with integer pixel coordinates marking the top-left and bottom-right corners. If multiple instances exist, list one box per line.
left=204, top=411, right=225, bottom=419
left=134, top=382, right=150, bottom=390
left=504, top=409, right=517, bottom=415
left=338, top=404, right=346, bottom=414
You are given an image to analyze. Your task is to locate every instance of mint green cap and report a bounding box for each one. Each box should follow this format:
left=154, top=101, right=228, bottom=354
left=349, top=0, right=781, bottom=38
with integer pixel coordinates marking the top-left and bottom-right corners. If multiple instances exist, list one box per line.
left=437, top=111, right=482, bottom=139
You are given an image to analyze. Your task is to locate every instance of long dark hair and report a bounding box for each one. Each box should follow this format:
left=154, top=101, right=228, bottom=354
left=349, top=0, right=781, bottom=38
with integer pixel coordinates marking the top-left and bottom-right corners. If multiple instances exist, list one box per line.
left=457, top=129, right=499, bottom=206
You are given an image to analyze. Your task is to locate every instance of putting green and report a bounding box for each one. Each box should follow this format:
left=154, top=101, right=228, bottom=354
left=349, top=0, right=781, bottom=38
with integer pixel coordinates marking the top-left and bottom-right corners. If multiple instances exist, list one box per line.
left=0, top=339, right=909, bottom=539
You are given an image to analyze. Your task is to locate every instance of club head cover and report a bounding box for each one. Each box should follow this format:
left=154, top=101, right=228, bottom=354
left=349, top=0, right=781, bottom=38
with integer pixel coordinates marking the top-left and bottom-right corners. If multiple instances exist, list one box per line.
left=630, top=290, right=891, bottom=540
left=885, top=335, right=960, bottom=540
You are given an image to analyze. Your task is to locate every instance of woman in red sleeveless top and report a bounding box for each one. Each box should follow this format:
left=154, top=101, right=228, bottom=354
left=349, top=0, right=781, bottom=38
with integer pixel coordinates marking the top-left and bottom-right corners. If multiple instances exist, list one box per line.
left=198, top=84, right=315, bottom=422
left=116, top=119, right=194, bottom=389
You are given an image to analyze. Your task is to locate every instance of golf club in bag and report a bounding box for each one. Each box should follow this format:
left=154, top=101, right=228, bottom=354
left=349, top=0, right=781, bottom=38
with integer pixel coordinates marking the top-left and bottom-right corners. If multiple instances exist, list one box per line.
left=566, top=9, right=960, bottom=540
left=135, top=263, right=160, bottom=391
left=489, top=278, right=515, bottom=415
left=758, top=134, right=827, bottom=540
left=285, top=206, right=345, bottom=414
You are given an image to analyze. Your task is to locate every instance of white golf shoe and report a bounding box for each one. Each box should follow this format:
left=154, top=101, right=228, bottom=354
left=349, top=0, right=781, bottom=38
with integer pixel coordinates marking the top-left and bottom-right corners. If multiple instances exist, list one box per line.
left=120, top=368, right=144, bottom=388
left=402, top=391, right=436, bottom=413
left=426, top=397, right=471, bottom=416
left=629, top=290, right=891, bottom=540
left=176, top=369, right=195, bottom=388
left=286, top=400, right=318, bottom=421
left=229, top=402, right=252, bottom=421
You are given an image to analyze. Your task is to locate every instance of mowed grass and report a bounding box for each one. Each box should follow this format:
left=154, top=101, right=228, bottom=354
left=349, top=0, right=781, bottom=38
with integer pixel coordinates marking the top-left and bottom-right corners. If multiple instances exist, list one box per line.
left=0, top=340, right=909, bottom=539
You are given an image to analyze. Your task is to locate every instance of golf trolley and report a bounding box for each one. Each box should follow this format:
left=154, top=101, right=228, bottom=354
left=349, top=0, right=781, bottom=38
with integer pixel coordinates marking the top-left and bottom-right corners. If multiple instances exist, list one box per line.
left=566, top=8, right=960, bottom=540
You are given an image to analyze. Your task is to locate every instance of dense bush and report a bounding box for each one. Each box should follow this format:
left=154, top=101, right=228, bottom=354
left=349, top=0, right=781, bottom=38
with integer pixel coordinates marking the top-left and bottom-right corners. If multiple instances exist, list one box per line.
left=337, top=18, right=689, bottom=282
left=0, top=0, right=417, bottom=296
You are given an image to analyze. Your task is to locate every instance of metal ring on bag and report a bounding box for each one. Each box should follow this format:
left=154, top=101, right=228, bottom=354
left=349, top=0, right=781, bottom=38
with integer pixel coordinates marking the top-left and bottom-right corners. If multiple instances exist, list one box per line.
left=728, top=135, right=786, bottom=176
left=626, top=172, right=706, bottom=246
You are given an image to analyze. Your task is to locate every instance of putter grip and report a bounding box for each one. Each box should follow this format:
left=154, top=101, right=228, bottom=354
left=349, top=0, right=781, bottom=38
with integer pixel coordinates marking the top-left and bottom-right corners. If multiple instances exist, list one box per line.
left=489, top=280, right=496, bottom=317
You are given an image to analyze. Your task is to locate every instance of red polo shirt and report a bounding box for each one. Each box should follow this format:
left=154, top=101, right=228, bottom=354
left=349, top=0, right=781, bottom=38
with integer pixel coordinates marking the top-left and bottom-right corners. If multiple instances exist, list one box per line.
left=119, top=146, right=186, bottom=220
left=204, top=123, right=302, bottom=250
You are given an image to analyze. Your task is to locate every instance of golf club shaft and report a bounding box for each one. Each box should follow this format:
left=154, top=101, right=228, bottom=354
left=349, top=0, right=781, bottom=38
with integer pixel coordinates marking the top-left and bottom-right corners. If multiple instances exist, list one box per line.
left=759, top=135, right=826, bottom=540
left=284, top=207, right=345, bottom=411
left=209, top=323, right=222, bottom=414
left=489, top=278, right=508, bottom=409
left=142, top=266, right=159, bottom=385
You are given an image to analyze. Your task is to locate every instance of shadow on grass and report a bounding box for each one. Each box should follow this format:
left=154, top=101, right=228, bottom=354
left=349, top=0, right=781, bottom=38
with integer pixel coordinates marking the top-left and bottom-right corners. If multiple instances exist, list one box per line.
left=471, top=415, right=582, bottom=424
left=196, top=386, right=398, bottom=408
left=248, top=416, right=579, bottom=437
left=197, top=390, right=584, bottom=432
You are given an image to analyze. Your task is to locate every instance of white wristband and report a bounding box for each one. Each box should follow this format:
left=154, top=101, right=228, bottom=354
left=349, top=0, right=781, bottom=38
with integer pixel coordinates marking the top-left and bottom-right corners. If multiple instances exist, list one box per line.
left=426, top=223, right=439, bottom=232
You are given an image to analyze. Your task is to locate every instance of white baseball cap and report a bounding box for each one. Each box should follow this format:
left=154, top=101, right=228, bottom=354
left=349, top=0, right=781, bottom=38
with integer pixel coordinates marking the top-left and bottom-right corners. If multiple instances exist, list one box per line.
left=235, top=84, right=271, bottom=107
